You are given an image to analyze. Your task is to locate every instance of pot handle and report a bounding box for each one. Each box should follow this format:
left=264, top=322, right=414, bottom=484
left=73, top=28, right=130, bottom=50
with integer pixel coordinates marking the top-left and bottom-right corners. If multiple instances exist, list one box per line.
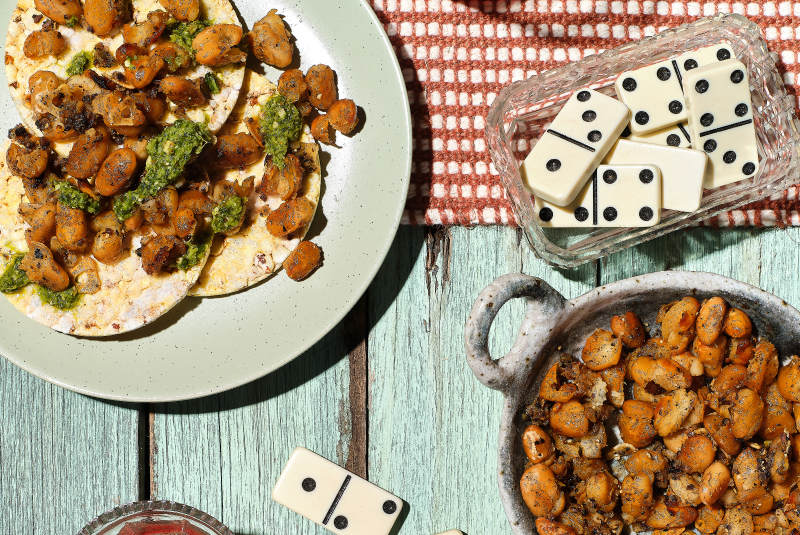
left=464, top=274, right=568, bottom=392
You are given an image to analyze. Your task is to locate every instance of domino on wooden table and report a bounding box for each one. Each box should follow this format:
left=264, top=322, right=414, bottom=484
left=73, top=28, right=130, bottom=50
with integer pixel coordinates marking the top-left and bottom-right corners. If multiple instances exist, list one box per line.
left=519, top=88, right=630, bottom=206
left=603, top=138, right=708, bottom=212
left=683, top=58, right=759, bottom=189
left=626, top=122, right=692, bottom=148
left=272, top=447, right=402, bottom=535
left=616, top=44, right=734, bottom=135
left=535, top=164, right=661, bottom=228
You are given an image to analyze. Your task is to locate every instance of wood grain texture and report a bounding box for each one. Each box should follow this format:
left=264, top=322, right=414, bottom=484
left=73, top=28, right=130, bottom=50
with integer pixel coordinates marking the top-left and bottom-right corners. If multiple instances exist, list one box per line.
left=0, top=357, right=139, bottom=534
left=367, top=226, right=596, bottom=535
left=150, top=322, right=353, bottom=534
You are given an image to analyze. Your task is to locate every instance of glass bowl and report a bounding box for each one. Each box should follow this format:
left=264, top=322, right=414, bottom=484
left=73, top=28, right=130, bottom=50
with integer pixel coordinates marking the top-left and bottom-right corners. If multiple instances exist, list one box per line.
left=76, top=501, right=232, bottom=535
left=485, top=14, right=800, bottom=268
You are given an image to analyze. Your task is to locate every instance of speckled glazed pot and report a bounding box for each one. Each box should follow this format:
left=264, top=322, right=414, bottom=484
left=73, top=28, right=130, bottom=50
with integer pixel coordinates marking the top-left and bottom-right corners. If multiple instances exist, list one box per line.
left=464, top=271, right=800, bottom=535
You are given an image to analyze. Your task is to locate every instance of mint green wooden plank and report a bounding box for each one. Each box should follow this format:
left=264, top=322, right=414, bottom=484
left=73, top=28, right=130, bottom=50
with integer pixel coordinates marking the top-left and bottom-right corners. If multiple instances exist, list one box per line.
left=151, top=324, right=352, bottom=534
left=600, top=227, right=764, bottom=285
left=367, top=226, right=596, bottom=535
left=0, top=358, right=139, bottom=534
left=753, top=227, right=800, bottom=308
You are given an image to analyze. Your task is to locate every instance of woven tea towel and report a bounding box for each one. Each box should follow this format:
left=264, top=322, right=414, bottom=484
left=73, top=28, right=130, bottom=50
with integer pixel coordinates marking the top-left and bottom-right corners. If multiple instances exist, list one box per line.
left=370, top=0, right=800, bottom=226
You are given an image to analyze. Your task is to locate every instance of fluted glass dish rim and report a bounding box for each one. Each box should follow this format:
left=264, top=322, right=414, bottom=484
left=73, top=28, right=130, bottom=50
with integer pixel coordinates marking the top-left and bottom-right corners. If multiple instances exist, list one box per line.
left=76, top=500, right=233, bottom=535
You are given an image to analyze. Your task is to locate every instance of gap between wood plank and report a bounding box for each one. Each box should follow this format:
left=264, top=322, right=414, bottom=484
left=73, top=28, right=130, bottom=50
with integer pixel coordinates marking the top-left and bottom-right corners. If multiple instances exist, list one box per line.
left=137, top=403, right=152, bottom=500
left=343, top=294, right=369, bottom=479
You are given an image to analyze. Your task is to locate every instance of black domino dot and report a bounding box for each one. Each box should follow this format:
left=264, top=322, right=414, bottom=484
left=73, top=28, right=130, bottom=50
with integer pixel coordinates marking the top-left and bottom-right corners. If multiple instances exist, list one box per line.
left=577, top=90, right=591, bottom=101
left=700, top=113, right=714, bottom=127
left=695, top=79, right=709, bottom=93
left=731, top=70, right=745, bottom=83
left=603, top=169, right=617, bottom=184
left=684, top=59, right=699, bottom=70
left=717, top=48, right=731, bottom=61
left=723, top=151, right=737, bottom=163
left=383, top=500, right=398, bottom=514
left=635, top=111, right=649, bottom=125
left=621, top=125, right=632, bottom=138
left=574, top=207, right=589, bottom=222
left=539, top=207, right=554, bottom=222
left=603, top=207, right=618, bottom=222
left=668, top=100, right=683, bottom=114
left=704, top=139, right=717, bottom=152
left=742, top=162, right=756, bottom=175
left=657, top=67, right=671, bottom=81
left=667, top=134, right=681, bottom=146
left=587, top=130, right=602, bottom=142
left=582, top=110, right=597, bottom=122
left=639, top=207, right=654, bottom=221
left=735, top=103, right=748, bottom=116
left=302, top=478, right=316, bottom=492
left=639, top=169, right=654, bottom=183
left=334, top=516, right=348, bottom=529
left=546, top=159, right=561, bottom=172
left=622, top=78, right=637, bottom=91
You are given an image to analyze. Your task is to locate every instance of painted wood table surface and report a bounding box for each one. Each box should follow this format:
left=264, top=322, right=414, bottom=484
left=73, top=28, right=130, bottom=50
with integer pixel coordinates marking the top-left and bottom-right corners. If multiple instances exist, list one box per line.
left=3, top=224, right=800, bottom=534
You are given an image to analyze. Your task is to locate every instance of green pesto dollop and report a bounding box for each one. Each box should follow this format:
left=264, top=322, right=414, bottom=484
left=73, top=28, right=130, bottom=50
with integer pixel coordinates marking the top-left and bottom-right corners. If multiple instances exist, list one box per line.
left=51, top=180, right=101, bottom=214
left=66, top=51, right=92, bottom=76
left=210, top=196, right=245, bottom=234
left=204, top=72, right=220, bottom=94
left=172, top=233, right=212, bottom=271
left=167, top=19, right=213, bottom=58
left=65, top=16, right=79, bottom=28
left=259, top=94, right=301, bottom=170
left=0, top=254, right=31, bottom=293
left=37, top=285, right=80, bottom=310
left=113, top=120, right=211, bottom=221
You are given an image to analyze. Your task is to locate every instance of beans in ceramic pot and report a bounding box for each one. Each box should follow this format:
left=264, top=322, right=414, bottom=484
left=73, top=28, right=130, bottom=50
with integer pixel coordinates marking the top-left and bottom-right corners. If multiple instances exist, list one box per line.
left=700, top=461, right=731, bottom=506
left=521, top=424, right=552, bottom=464
left=610, top=311, right=645, bottom=348
left=519, top=464, right=565, bottom=517
left=697, top=297, right=729, bottom=345
left=725, top=308, right=753, bottom=338
left=549, top=401, right=589, bottom=438
left=581, top=329, right=622, bottom=371
left=677, top=435, right=716, bottom=474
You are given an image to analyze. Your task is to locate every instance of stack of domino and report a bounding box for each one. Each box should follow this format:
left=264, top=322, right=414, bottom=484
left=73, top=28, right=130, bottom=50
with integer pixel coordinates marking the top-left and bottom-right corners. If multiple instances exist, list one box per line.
left=519, top=44, right=759, bottom=228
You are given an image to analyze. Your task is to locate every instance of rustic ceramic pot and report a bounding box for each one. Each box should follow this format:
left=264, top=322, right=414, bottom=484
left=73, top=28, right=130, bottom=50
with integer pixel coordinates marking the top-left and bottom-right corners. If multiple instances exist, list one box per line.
left=464, top=271, right=800, bottom=535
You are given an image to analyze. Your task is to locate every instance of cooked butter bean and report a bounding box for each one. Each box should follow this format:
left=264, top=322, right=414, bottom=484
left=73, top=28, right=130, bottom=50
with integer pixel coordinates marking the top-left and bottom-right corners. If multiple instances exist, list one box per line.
left=34, top=0, right=83, bottom=26
left=214, top=133, right=262, bottom=169
left=160, top=0, right=199, bottom=22
left=534, top=519, right=576, bottom=535
left=91, top=211, right=123, bottom=264
left=549, top=400, right=589, bottom=438
left=619, top=400, right=657, bottom=448
left=6, top=142, right=47, bottom=179
left=653, top=388, right=696, bottom=436
left=731, top=388, right=764, bottom=440
left=624, top=449, right=667, bottom=481
left=193, top=24, right=246, bottom=67
left=696, top=504, right=725, bottom=534
left=305, top=64, right=337, bottom=110
left=728, top=336, right=756, bottom=366
left=712, top=364, right=747, bottom=399
left=671, top=351, right=704, bottom=376
left=733, top=448, right=769, bottom=503
left=705, top=412, right=742, bottom=456
left=697, top=297, right=729, bottom=345
left=621, top=473, right=654, bottom=521
left=700, top=462, right=731, bottom=506
left=746, top=341, right=779, bottom=394
left=777, top=359, right=800, bottom=402
left=717, top=508, right=754, bottom=535
left=693, top=334, right=729, bottom=378
left=265, top=198, right=315, bottom=238
left=670, top=472, right=703, bottom=506
left=56, top=202, right=88, bottom=252
left=159, top=76, right=206, bottom=106
left=741, top=490, right=773, bottom=516
left=760, top=382, right=796, bottom=440
left=65, top=127, right=109, bottom=179
left=520, top=464, right=565, bottom=517
left=581, top=329, right=622, bottom=371
left=278, top=69, right=308, bottom=102
left=23, top=29, right=66, bottom=59
left=84, top=0, right=128, bottom=36
left=521, top=424, right=553, bottom=464
left=327, top=99, right=359, bottom=134
left=95, top=148, right=137, bottom=196
left=586, top=471, right=619, bottom=512
left=24, top=202, right=57, bottom=246
left=248, top=10, right=294, bottom=68
left=646, top=497, right=698, bottom=529
left=725, top=307, right=753, bottom=338
left=610, top=310, right=646, bottom=348
left=661, top=296, right=700, bottom=351
left=677, top=435, right=716, bottom=474
left=19, top=241, right=69, bottom=291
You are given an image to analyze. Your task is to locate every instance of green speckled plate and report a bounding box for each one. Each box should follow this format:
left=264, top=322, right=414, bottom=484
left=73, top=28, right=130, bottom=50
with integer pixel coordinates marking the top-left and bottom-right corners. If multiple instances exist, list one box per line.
left=0, top=0, right=411, bottom=401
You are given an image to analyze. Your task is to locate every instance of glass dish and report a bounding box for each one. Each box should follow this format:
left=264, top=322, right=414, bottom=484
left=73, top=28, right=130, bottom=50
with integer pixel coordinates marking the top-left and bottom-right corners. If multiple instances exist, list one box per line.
left=486, top=14, right=800, bottom=268
left=76, top=501, right=232, bottom=535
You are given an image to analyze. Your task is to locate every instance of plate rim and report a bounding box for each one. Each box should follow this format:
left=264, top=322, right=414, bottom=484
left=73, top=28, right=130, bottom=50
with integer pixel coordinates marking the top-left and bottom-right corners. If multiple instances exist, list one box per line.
left=0, top=0, right=412, bottom=402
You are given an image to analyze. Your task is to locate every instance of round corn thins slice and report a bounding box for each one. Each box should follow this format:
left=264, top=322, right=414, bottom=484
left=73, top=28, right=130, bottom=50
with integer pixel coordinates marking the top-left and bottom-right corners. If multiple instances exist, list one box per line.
left=6, top=0, right=246, bottom=156
left=189, top=69, right=321, bottom=297
left=0, top=140, right=210, bottom=336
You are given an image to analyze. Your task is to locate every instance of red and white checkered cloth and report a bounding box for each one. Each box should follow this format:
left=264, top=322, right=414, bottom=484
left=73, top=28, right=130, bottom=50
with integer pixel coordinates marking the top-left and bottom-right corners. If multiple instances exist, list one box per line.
left=370, top=0, right=800, bottom=226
